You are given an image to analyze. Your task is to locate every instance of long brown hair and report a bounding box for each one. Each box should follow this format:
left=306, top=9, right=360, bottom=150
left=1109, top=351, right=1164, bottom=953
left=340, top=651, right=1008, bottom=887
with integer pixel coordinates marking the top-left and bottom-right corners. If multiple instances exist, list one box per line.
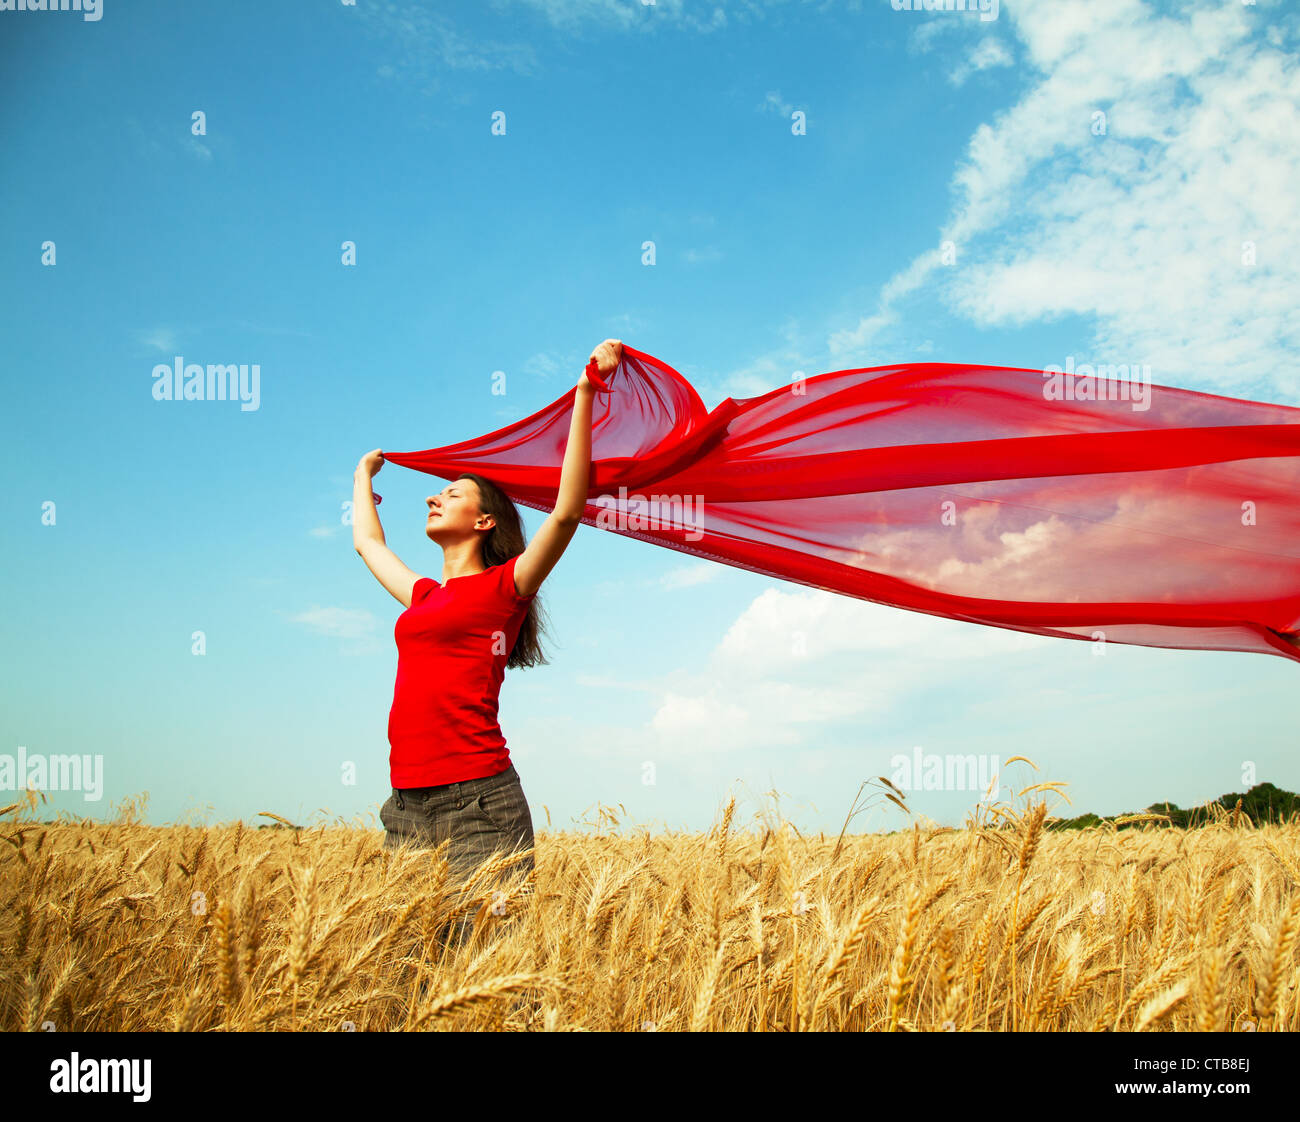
left=455, top=472, right=550, bottom=669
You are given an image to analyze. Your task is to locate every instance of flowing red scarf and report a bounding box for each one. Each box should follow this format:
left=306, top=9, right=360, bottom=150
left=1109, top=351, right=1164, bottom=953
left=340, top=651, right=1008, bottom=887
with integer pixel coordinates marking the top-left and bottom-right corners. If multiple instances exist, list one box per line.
left=382, top=345, right=1300, bottom=663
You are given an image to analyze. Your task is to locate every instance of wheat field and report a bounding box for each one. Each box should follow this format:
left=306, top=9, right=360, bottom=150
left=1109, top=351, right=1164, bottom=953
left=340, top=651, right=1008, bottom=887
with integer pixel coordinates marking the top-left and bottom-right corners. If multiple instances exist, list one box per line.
left=3, top=783, right=1298, bottom=1033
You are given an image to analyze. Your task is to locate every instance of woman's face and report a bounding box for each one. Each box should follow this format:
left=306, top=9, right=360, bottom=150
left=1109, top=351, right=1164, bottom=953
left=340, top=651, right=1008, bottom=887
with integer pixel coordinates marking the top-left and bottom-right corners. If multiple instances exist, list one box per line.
left=426, top=479, right=492, bottom=541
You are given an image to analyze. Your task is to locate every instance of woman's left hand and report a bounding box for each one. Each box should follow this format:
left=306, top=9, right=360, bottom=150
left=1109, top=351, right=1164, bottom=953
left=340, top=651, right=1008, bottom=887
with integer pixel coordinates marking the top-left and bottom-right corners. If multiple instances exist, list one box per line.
left=579, top=338, right=622, bottom=392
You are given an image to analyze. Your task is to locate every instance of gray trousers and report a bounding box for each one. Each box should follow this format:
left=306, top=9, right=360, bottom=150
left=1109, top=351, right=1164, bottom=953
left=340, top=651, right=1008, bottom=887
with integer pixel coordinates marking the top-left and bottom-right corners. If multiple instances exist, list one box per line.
left=379, top=762, right=536, bottom=948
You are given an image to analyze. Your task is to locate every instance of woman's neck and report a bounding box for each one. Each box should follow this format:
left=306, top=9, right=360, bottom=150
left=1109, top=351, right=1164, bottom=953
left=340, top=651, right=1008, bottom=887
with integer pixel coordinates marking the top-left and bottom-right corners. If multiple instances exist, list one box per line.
left=440, top=543, right=486, bottom=583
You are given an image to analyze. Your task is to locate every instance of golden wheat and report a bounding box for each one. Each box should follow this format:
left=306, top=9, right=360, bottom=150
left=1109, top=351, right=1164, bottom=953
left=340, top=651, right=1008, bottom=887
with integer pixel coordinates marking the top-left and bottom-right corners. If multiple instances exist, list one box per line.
left=1, top=792, right=1297, bottom=1032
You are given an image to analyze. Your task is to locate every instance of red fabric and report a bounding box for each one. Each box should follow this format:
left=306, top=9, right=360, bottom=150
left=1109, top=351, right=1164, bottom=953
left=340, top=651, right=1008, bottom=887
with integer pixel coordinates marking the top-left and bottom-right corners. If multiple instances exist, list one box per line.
left=387, top=553, right=537, bottom=787
left=384, top=345, right=1300, bottom=664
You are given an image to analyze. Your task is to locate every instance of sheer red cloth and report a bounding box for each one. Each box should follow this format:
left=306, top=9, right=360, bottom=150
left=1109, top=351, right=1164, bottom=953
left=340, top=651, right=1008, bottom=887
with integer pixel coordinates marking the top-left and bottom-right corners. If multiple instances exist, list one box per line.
left=382, top=345, right=1300, bottom=663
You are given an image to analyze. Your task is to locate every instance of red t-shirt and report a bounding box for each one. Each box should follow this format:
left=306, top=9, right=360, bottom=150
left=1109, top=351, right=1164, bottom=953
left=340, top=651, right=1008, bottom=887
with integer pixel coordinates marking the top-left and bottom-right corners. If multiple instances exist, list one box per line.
left=387, top=553, right=536, bottom=788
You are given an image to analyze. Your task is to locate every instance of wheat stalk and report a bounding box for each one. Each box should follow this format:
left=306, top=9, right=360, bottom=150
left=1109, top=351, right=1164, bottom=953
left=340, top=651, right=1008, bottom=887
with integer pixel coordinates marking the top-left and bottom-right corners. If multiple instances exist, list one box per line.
left=212, top=895, right=241, bottom=1011
left=412, top=973, right=568, bottom=1027
left=1008, top=802, right=1046, bottom=1030
left=1134, top=978, right=1191, bottom=1031
left=809, top=895, right=880, bottom=1029
left=690, top=938, right=730, bottom=1031
left=886, top=884, right=922, bottom=1032
left=1196, top=948, right=1225, bottom=1032
left=287, top=862, right=319, bottom=1026
left=1255, top=894, right=1300, bottom=1029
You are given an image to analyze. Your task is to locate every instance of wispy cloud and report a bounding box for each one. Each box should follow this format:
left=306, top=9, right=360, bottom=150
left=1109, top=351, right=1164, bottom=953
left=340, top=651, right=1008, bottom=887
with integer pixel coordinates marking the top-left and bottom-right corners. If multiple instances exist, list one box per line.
left=139, top=327, right=177, bottom=353
left=521, top=352, right=567, bottom=381
left=358, top=1, right=542, bottom=90
left=660, top=562, right=721, bottom=589
left=682, top=246, right=723, bottom=265
left=695, top=317, right=822, bottom=405
left=827, top=250, right=944, bottom=362
left=286, top=605, right=383, bottom=645
left=123, top=117, right=221, bottom=165
left=504, top=0, right=733, bottom=34
left=759, top=89, right=797, bottom=119
left=355, top=0, right=771, bottom=98
left=138, top=320, right=313, bottom=355
left=948, top=36, right=1013, bottom=86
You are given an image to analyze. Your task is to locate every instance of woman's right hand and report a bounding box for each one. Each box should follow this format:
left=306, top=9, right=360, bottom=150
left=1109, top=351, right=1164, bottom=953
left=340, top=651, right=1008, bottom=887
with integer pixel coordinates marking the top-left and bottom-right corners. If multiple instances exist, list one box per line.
left=357, top=448, right=385, bottom=478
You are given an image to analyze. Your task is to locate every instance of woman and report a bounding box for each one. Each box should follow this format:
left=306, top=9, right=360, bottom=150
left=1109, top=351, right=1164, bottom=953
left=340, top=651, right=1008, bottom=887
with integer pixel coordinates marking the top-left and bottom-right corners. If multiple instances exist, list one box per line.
left=352, top=338, right=622, bottom=941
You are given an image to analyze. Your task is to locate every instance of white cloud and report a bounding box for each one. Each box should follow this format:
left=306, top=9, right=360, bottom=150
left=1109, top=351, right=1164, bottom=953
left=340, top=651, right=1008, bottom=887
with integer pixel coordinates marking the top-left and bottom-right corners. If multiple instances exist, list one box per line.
left=359, top=2, right=541, bottom=86
left=694, top=317, right=821, bottom=404
left=634, top=585, right=1048, bottom=755
left=139, top=327, right=177, bottom=353
left=682, top=246, right=724, bottom=265
left=521, top=352, right=567, bottom=381
left=506, top=0, right=732, bottom=34
left=659, top=562, right=720, bottom=589
left=715, top=585, right=1044, bottom=667
left=287, top=606, right=382, bottom=642
left=827, top=248, right=945, bottom=361
left=948, top=36, right=1013, bottom=86
left=761, top=89, right=795, bottom=118
left=856, top=0, right=1300, bottom=401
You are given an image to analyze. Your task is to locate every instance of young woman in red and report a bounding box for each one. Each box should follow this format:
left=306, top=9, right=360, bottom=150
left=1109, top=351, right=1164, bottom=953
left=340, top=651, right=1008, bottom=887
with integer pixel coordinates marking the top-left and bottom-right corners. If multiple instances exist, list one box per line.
left=352, top=339, right=620, bottom=935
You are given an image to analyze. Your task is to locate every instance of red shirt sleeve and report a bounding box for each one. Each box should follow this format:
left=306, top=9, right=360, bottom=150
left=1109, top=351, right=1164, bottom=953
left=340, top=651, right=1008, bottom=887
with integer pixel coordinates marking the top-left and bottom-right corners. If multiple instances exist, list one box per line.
left=410, top=576, right=436, bottom=605
left=503, top=554, right=536, bottom=603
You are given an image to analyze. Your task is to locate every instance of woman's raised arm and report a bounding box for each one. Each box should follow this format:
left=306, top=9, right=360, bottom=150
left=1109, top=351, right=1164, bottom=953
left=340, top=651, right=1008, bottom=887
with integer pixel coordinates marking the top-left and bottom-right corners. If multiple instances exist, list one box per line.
left=513, top=339, right=621, bottom=598
left=353, top=448, right=422, bottom=608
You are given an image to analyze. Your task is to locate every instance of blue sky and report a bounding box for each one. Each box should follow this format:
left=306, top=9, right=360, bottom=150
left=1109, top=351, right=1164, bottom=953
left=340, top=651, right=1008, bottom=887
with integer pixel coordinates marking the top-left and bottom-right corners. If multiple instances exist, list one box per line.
left=3, top=0, right=1299, bottom=835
